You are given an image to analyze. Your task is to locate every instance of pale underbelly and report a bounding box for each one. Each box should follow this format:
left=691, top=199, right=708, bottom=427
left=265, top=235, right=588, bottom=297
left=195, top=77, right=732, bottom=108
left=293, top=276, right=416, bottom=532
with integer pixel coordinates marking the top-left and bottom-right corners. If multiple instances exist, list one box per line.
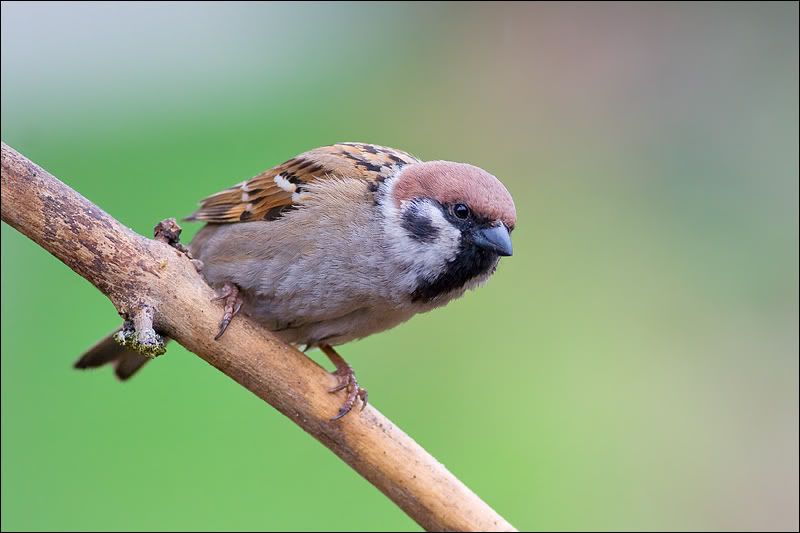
left=242, top=300, right=417, bottom=348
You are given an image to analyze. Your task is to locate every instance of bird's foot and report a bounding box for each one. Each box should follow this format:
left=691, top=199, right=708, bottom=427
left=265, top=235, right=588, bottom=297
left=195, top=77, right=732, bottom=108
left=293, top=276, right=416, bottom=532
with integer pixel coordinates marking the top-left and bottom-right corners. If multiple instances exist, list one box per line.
left=320, top=344, right=368, bottom=421
left=154, top=218, right=203, bottom=271
left=213, top=282, right=243, bottom=340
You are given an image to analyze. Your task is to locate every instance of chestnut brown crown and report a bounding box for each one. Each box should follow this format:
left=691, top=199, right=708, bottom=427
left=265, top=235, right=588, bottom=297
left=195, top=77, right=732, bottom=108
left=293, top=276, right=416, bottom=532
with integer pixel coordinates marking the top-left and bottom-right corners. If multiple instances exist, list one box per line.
left=393, top=161, right=516, bottom=230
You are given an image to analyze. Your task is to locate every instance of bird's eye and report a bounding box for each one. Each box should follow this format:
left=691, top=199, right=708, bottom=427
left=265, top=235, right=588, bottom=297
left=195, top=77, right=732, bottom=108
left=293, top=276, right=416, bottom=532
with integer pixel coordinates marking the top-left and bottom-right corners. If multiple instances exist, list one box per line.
left=452, top=203, right=470, bottom=219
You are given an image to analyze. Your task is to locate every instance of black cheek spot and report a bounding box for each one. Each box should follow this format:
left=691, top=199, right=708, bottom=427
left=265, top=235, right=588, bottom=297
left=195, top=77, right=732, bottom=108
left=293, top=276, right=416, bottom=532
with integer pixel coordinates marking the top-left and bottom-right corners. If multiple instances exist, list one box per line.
left=401, top=207, right=440, bottom=243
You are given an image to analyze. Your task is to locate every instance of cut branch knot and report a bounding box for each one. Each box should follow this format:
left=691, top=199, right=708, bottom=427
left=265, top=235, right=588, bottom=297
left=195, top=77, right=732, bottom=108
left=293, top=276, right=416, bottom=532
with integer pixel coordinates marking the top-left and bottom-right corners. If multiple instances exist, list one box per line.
left=114, top=305, right=166, bottom=358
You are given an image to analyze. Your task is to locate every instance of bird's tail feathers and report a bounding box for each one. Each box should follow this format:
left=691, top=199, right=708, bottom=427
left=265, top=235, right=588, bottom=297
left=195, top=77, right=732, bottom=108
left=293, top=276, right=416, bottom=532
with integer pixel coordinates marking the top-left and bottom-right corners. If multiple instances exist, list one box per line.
left=74, top=331, right=152, bottom=381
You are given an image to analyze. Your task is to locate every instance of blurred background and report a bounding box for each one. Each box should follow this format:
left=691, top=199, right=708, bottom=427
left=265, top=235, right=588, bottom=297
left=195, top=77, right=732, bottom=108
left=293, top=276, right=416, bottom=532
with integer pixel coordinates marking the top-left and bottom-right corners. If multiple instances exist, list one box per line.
left=1, top=2, right=797, bottom=531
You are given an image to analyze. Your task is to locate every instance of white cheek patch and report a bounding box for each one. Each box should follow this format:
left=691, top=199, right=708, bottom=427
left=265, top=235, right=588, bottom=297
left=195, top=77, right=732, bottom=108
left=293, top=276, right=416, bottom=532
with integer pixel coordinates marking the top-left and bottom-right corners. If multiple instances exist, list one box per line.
left=274, top=174, right=297, bottom=193
left=381, top=192, right=462, bottom=291
left=416, top=202, right=461, bottom=263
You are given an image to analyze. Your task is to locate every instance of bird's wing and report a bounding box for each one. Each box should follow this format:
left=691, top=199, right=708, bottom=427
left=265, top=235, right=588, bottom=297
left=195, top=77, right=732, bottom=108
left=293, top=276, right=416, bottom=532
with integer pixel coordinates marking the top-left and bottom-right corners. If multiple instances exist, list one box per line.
left=186, top=143, right=420, bottom=223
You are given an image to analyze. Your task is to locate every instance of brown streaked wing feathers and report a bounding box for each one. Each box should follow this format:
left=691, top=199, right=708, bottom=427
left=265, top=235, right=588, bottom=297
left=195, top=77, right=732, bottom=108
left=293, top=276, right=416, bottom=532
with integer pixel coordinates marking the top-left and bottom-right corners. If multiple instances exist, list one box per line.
left=186, top=143, right=419, bottom=223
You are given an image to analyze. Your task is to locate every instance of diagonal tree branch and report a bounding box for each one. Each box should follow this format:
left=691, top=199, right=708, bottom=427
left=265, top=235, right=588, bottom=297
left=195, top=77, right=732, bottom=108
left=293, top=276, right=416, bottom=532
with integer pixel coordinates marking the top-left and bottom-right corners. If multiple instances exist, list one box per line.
left=0, top=142, right=516, bottom=533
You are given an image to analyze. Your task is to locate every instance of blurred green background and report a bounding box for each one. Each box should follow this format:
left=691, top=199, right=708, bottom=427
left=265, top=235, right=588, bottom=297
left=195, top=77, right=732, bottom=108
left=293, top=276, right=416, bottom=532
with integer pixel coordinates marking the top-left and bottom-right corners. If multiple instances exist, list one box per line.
left=1, top=2, right=798, bottom=531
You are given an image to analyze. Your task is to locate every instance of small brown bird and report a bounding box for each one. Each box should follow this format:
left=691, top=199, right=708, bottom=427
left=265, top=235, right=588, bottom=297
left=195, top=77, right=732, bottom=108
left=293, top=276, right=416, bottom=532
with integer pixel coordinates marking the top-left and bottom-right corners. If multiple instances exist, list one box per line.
left=76, top=142, right=516, bottom=419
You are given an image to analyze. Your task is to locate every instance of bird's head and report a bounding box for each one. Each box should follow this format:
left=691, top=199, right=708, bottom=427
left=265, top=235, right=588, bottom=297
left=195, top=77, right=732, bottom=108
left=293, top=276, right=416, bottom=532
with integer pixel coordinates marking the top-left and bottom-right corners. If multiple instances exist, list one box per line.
left=379, top=160, right=516, bottom=304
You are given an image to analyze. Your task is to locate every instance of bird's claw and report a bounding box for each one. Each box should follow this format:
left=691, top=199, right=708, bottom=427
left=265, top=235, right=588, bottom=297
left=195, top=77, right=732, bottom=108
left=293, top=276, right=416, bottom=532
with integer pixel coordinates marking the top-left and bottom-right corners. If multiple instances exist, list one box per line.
left=328, top=362, right=368, bottom=421
left=214, top=282, right=243, bottom=340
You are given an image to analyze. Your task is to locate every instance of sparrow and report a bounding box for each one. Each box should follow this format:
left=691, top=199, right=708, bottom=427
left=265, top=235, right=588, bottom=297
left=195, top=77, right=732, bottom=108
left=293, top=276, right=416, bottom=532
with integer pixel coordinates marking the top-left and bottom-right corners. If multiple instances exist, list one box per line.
left=76, top=142, right=516, bottom=420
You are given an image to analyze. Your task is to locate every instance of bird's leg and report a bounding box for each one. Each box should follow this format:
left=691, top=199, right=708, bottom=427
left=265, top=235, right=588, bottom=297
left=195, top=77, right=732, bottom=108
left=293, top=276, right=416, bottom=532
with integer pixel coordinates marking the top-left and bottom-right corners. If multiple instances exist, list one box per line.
left=213, top=282, right=243, bottom=340
left=320, top=344, right=368, bottom=421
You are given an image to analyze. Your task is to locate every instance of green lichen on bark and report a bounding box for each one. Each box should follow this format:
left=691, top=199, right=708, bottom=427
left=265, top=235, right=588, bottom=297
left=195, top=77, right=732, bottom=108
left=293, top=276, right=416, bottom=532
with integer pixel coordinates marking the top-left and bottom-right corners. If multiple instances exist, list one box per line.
left=113, top=320, right=166, bottom=358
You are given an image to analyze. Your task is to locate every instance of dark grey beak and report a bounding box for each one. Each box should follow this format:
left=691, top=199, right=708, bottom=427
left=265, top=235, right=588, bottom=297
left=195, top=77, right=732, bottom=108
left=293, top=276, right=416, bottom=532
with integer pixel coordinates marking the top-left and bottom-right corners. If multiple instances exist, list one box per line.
left=473, top=224, right=513, bottom=257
